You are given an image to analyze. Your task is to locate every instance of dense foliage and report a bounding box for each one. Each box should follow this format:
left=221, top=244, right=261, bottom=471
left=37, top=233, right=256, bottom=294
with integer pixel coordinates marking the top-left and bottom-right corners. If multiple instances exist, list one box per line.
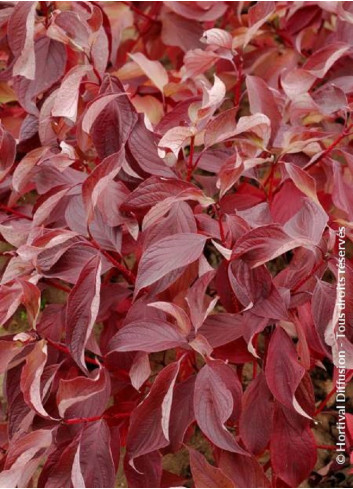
left=0, top=1, right=352, bottom=487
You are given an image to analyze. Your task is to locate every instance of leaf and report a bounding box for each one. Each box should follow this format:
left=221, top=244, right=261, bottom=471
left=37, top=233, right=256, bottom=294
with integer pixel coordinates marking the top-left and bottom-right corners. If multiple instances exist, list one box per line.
left=20, top=340, right=55, bottom=419
left=199, top=313, right=244, bottom=348
left=0, top=125, right=16, bottom=181
left=283, top=198, right=328, bottom=246
left=205, top=112, right=271, bottom=148
left=158, top=126, right=194, bottom=157
left=129, top=52, right=168, bottom=93
left=189, top=448, right=235, bottom=488
left=148, top=301, right=192, bottom=335
left=169, top=376, right=196, bottom=452
left=41, top=433, right=83, bottom=488
left=126, top=361, right=180, bottom=466
left=65, top=255, right=102, bottom=371
left=232, top=224, right=302, bottom=268
left=270, top=403, right=316, bottom=487
left=0, top=340, right=24, bottom=375
left=108, top=319, right=188, bottom=353
left=239, top=372, right=273, bottom=455
left=0, top=429, right=53, bottom=488
left=13, top=37, right=67, bottom=115
left=88, top=77, right=138, bottom=159
left=246, top=75, right=281, bottom=142
left=52, top=65, right=92, bottom=121
left=81, top=93, right=127, bottom=134
left=121, top=176, right=211, bottom=213
left=303, top=42, right=350, bottom=78
left=124, top=451, right=162, bottom=489
left=8, top=2, right=37, bottom=80
left=265, top=327, right=308, bottom=418
left=218, top=451, right=271, bottom=488
left=79, top=420, right=116, bottom=488
left=194, top=361, right=248, bottom=454
left=135, top=233, right=207, bottom=296
left=201, top=28, right=233, bottom=49
left=127, top=116, right=175, bottom=178
left=129, top=352, right=151, bottom=391
left=82, top=147, right=125, bottom=223
left=57, top=367, right=110, bottom=420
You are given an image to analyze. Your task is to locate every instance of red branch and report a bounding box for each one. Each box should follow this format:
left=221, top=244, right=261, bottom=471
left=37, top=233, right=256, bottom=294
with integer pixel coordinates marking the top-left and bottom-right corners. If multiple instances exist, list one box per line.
left=44, top=278, right=72, bottom=294
left=46, top=337, right=102, bottom=368
left=121, top=1, right=158, bottom=23
left=305, top=123, right=353, bottom=171
left=0, top=205, right=32, bottom=221
left=316, top=444, right=337, bottom=451
left=315, top=371, right=353, bottom=416
left=89, top=235, right=136, bottom=284
left=186, top=135, right=195, bottom=182
left=62, top=411, right=131, bottom=424
left=292, top=259, right=325, bottom=293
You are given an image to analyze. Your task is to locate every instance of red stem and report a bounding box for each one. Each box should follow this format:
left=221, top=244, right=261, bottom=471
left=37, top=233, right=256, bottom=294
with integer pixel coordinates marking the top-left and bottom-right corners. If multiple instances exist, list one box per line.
left=315, top=371, right=353, bottom=416
left=63, top=411, right=131, bottom=424
left=234, top=59, right=243, bottom=108
left=292, top=259, right=325, bottom=292
left=121, top=1, right=158, bottom=23
left=0, top=205, right=32, bottom=221
left=305, top=123, right=353, bottom=171
left=46, top=337, right=102, bottom=367
left=186, top=135, right=195, bottom=182
left=316, top=444, right=337, bottom=451
left=44, top=278, right=72, bottom=294
left=89, top=235, right=136, bottom=285
left=213, top=204, right=225, bottom=244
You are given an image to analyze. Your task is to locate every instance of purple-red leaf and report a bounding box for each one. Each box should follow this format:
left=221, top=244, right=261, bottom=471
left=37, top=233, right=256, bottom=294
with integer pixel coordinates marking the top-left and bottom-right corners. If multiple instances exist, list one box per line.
left=65, top=255, right=102, bottom=371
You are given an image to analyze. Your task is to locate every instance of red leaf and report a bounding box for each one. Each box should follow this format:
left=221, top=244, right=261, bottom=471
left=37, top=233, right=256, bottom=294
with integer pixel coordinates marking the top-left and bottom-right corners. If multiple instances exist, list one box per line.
left=65, top=255, right=102, bottom=371
left=79, top=420, right=116, bottom=488
left=0, top=125, right=16, bottom=181
left=108, top=318, right=188, bottom=353
left=8, top=2, right=37, bottom=79
left=270, top=403, right=316, bottom=487
left=126, top=361, right=180, bottom=466
left=0, top=429, right=53, bottom=488
left=20, top=340, right=55, bottom=419
left=239, top=372, right=273, bottom=455
left=194, top=360, right=248, bottom=454
left=232, top=224, right=302, bottom=268
left=218, top=450, right=271, bottom=488
left=52, top=65, right=92, bottom=122
left=57, top=366, right=110, bottom=420
left=189, top=448, right=235, bottom=488
left=82, top=148, right=125, bottom=223
left=265, top=327, right=308, bottom=417
left=13, top=37, right=67, bottom=115
left=135, top=233, right=207, bottom=296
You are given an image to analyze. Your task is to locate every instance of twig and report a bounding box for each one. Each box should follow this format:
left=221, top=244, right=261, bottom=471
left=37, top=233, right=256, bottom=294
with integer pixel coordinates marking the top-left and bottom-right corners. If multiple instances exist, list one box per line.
left=305, top=123, right=353, bottom=171
left=0, top=205, right=32, bottom=221
left=186, top=136, right=195, bottom=182
left=89, top=234, right=136, bottom=284
left=121, top=1, right=158, bottom=23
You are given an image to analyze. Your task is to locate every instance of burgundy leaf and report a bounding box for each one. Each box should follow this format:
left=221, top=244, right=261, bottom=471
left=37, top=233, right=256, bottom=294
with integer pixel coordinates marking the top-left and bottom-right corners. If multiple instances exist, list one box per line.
left=126, top=361, right=180, bottom=466
left=66, top=255, right=102, bottom=371
left=108, top=318, right=188, bottom=353
left=239, top=372, right=274, bottom=455
left=194, top=360, right=248, bottom=455
left=270, top=403, right=316, bottom=487
left=189, top=448, right=234, bottom=488
left=135, top=233, right=207, bottom=296
left=265, top=327, right=308, bottom=417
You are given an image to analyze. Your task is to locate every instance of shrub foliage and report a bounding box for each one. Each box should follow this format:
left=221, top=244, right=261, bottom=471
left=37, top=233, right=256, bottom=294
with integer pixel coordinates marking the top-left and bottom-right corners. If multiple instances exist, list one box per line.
left=0, top=1, right=352, bottom=487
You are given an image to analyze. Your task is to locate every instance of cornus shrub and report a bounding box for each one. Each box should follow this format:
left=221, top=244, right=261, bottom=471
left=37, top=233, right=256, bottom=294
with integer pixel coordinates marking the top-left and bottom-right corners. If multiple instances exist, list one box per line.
left=0, top=1, right=353, bottom=487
